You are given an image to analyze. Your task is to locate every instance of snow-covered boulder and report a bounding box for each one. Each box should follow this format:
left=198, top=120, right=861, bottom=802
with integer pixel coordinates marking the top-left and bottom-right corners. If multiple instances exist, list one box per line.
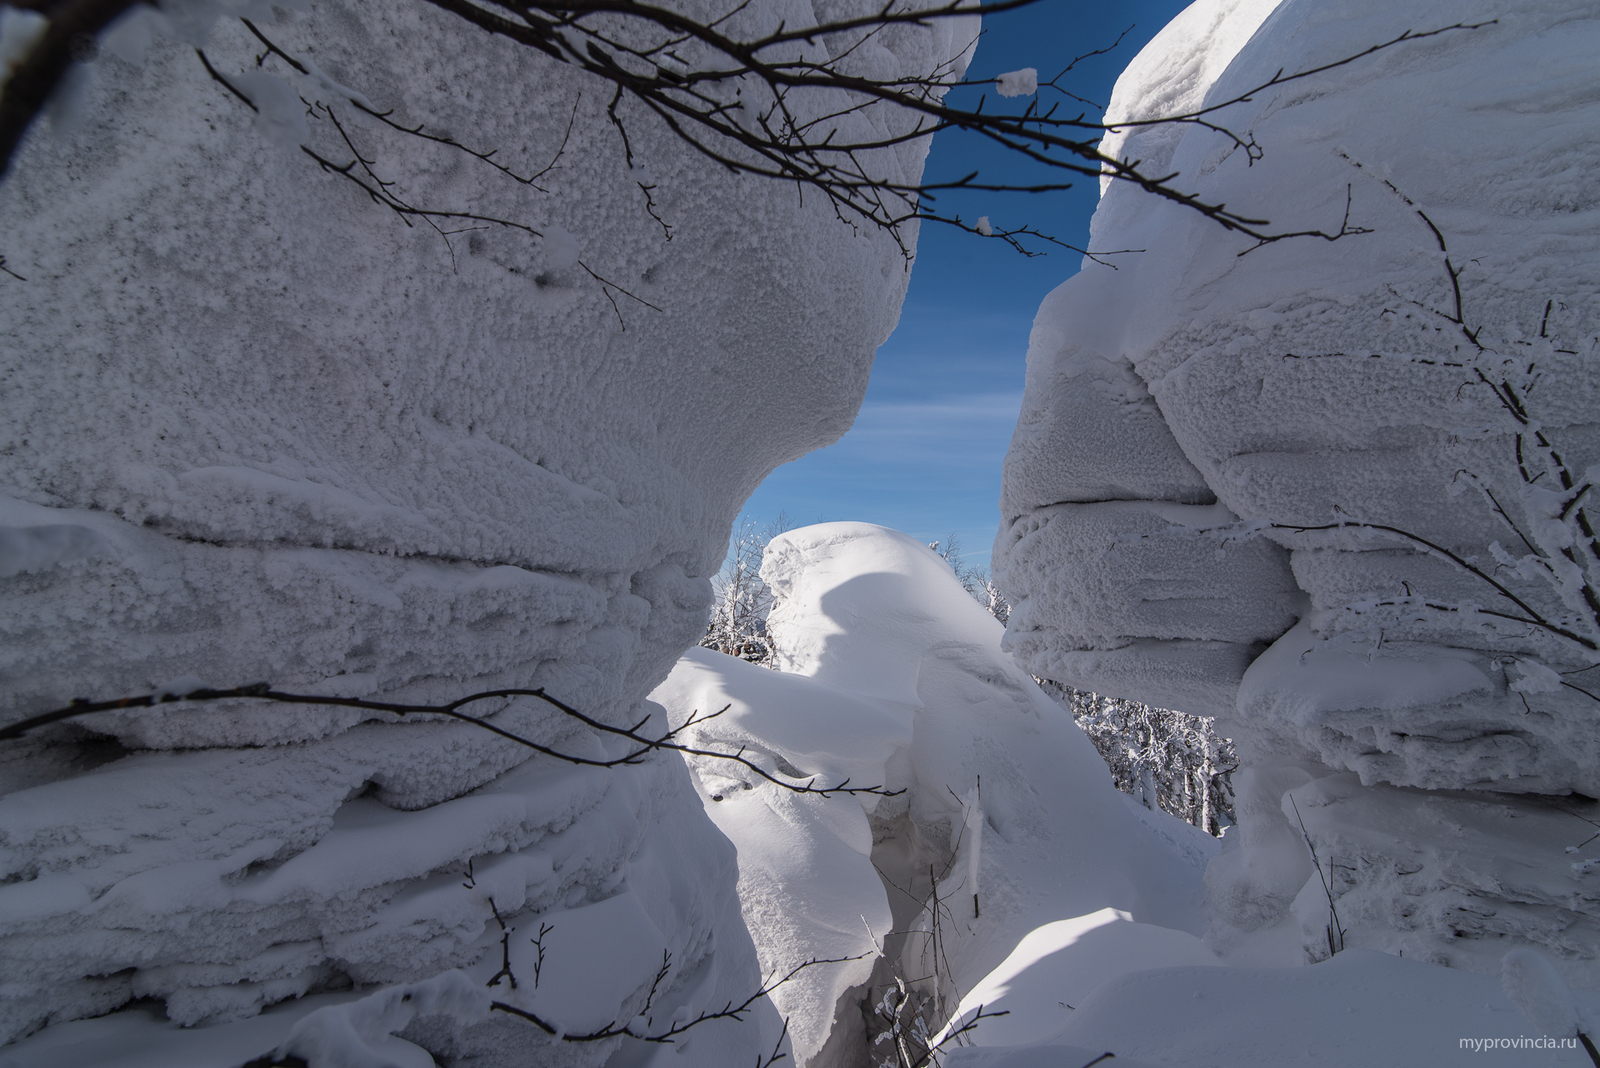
left=996, top=0, right=1600, bottom=975
left=0, top=2, right=971, bottom=1063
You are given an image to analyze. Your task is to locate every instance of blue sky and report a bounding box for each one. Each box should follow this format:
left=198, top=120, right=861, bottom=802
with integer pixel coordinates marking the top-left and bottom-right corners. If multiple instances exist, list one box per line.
left=741, top=0, right=1189, bottom=566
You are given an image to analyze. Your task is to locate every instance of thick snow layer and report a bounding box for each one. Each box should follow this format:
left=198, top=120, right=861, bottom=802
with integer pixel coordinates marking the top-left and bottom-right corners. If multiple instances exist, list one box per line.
left=1095, top=0, right=1282, bottom=198
left=1503, top=948, right=1588, bottom=1041
left=0, top=0, right=968, bottom=1062
left=1000, top=0, right=1600, bottom=755
left=1259, top=773, right=1600, bottom=980
left=1003, top=0, right=1600, bottom=778
left=999, top=500, right=1300, bottom=717
left=650, top=524, right=1215, bottom=1063
left=996, top=0, right=1600, bottom=981
left=945, top=1048, right=1164, bottom=1068
left=949, top=946, right=1600, bottom=1068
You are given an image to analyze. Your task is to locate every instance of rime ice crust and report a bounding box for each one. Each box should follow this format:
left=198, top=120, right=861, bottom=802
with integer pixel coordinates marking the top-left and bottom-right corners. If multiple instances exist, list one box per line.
left=996, top=0, right=1600, bottom=975
left=0, top=0, right=968, bottom=1059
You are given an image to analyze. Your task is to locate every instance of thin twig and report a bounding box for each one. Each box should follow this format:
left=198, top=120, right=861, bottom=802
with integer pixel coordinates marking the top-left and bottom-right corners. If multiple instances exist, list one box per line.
left=489, top=952, right=868, bottom=1042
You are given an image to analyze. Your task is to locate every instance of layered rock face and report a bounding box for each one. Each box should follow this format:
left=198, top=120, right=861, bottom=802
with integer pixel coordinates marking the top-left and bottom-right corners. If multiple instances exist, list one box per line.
left=995, top=0, right=1600, bottom=977
left=0, top=1, right=967, bottom=1061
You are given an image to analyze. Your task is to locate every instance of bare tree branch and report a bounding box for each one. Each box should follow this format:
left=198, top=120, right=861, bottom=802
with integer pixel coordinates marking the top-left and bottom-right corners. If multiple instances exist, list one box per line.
left=0, top=682, right=904, bottom=797
left=488, top=952, right=869, bottom=1043
left=0, top=0, right=1495, bottom=259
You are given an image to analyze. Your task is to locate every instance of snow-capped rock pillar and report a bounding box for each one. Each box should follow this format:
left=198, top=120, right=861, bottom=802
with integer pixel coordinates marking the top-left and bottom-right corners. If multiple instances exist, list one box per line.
left=0, top=1, right=971, bottom=1062
left=997, top=0, right=1600, bottom=977
left=993, top=0, right=1301, bottom=719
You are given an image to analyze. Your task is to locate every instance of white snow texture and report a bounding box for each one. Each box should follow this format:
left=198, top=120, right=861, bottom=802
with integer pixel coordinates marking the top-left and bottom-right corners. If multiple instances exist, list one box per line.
left=996, top=0, right=1600, bottom=983
left=0, top=0, right=974, bottom=1063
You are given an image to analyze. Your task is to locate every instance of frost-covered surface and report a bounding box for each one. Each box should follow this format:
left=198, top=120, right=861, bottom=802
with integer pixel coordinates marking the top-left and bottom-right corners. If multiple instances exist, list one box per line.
left=996, top=0, right=1600, bottom=979
left=994, top=0, right=1299, bottom=720
left=1256, top=774, right=1600, bottom=981
left=654, top=524, right=1216, bottom=1065
left=0, top=0, right=970, bottom=1061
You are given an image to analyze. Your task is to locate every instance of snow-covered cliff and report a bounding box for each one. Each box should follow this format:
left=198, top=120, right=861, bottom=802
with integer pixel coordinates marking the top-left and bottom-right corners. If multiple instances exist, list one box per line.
left=0, top=2, right=970, bottom=1063
left=996, top=0, right=1600, bottom=977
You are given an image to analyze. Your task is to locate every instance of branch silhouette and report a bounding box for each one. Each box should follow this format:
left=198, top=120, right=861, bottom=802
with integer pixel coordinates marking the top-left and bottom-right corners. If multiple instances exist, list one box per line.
left=0, top=0, right=1494, bottom=261
left=0, top=683, right=903, bottom=798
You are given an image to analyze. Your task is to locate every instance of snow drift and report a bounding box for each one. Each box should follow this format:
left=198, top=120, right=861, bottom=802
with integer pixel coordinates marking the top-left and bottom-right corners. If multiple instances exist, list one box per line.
left=653, top=523, right=1215, bottom=1065
left=995, top=0, right=1600, bottom=978
left=0, top=1, right=973, bottom=1063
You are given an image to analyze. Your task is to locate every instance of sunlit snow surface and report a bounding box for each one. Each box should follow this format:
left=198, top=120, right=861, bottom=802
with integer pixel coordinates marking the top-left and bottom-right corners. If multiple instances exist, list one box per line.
left=9, top=520, right=1600, bottom=1066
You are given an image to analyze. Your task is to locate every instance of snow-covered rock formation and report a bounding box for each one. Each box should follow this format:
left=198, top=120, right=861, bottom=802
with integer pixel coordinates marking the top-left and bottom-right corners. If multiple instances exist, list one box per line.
left=0, top=2, right=971, bottom=1064
left=995, top=0, right=1600, bottom=979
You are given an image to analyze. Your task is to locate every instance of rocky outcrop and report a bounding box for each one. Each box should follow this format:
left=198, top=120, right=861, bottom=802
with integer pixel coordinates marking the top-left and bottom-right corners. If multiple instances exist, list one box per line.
left=0, top=1, right=965, bottom=1061
left=995, top=0, right=1600, bottom=978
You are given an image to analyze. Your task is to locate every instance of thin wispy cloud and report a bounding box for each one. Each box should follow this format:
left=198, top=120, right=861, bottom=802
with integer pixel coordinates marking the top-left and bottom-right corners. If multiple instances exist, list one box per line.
left=824, top=392, right=1024, bottom=468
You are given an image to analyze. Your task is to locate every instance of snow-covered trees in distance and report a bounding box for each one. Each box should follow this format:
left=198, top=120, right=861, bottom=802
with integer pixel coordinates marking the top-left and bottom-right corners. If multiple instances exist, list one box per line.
left=928, top=533, right=1010, bottom=626
left=701, top=513, right=792, bottom=664
left=1041, top=680, right=1237, bottom=837
left=0, top=0, right=1492, bottom=268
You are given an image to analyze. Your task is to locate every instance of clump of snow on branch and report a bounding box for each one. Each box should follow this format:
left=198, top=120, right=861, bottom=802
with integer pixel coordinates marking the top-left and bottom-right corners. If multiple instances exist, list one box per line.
left=231, top=71, right=310, bottom=150
left=995, top=68, right=1037, bottom=98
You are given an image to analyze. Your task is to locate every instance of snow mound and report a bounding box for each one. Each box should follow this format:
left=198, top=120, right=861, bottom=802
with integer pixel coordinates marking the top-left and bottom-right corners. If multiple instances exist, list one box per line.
left=656, top=524, right=1215, bottom=1064
left=650, top=649, right=901, bottom=1066
left=935, top=908, right=1221, bottom=1049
